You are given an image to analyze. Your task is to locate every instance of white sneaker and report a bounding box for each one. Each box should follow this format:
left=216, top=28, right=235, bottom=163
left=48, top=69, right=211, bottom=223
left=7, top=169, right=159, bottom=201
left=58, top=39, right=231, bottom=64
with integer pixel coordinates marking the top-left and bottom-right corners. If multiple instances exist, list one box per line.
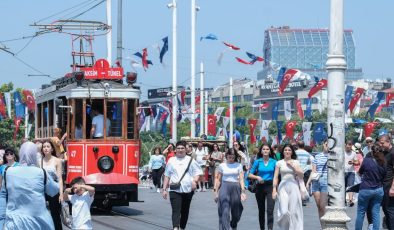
left=368, top=224, right=373, bottom=230
left=157, top=188, right=160, bottom=193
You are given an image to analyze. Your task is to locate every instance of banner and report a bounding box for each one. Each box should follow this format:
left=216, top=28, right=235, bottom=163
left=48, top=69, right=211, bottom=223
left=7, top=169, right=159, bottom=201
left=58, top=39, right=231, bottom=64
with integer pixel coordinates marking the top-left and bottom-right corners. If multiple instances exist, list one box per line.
left=248, top=119, right=258, bottom=144
left=285, top=121, right=297, bottom=140
left=13, top=117, right=22, bottom=141
left=354, top=128, right=363, bottom=141
left=22, top=90, right=35, bottom=112
left=272, top=100, right=279, bottom=120
left=276, top=121, right=284, bottom=144
left=313, top=122, right=326, bottom=145
left=284, top=100, right=292, bottom=121
left=308, top=79, right=328, bottom=98
left=195, top=114, right=201, bottom=137
left=302, top=122, right=312, bottom=146
left=344, top=85, right=354, bottom=112
left=386, top=93, right=394, bottom=106
left=295, top=99, right=304, bottom=119
left=260, top=120, right=272, bottom=144
left=208, top=114, right=217, bottom=136
left=222, top=116, right=230, bottom=130
left=366, top=92, right=385, bottom=118
left=4, top=93, right=11, bottom=118
left=348, top=87, right=365, bottom=113
left=235, top=118, right=246, bottom=127
left=364, top=122, right=378, bottom=138
left=278, top=69, right=300, bottom=95
left=305, top=98, right=312, bottom=120
left=214, top=107, right=225, bottom=121
left=0, top=93, right=6, bottom=118
left=14, top=91, right=25, bottom=119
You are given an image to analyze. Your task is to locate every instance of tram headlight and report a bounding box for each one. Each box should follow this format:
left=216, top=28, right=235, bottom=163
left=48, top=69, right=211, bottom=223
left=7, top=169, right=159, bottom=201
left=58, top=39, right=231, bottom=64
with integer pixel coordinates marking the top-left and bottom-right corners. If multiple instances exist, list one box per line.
left=98, top=156, right=114, bottom=173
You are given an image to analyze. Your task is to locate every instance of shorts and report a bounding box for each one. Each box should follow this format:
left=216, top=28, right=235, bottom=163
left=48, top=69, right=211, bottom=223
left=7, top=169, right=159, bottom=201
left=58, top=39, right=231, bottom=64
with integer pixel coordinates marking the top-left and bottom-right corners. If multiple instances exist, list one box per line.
left=312, top=175, right=328, bottom=193
left=345, top=172, right=355, bottom=188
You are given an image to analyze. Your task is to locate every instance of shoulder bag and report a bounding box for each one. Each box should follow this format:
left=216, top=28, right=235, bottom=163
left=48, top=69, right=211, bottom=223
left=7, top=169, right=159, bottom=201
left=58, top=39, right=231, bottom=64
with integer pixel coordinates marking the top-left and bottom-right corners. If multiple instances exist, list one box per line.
left=310, top=160, right=328, bottom=181
left=247, top=161, right=261, bottom=193
left=169, top=157, right=193, bottom=190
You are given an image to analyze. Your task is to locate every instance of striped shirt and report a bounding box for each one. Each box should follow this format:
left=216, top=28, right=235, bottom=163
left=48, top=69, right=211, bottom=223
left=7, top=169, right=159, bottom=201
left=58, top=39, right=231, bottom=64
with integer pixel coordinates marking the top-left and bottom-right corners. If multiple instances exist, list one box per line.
left=295, top=149, right=313, bottom=172
left=312, top=152, right=328, bottom=175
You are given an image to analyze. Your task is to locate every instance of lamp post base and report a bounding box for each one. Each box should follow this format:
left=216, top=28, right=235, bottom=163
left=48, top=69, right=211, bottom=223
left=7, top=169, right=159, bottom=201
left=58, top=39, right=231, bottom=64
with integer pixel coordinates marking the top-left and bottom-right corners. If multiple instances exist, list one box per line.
left=321, top=206, right=351, bottom=230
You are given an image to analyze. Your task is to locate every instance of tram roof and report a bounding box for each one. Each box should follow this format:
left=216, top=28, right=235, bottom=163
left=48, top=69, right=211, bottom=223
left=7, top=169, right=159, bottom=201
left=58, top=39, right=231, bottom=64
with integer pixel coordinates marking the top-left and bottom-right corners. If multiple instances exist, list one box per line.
left=35, top=80, right=140, bottom=103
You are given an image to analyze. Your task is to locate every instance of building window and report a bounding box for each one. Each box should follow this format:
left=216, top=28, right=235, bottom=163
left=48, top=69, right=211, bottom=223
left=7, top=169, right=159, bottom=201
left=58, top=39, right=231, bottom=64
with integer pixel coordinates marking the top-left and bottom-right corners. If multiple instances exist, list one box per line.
left=223, top=96, right=230, bottom=102
left=244, top=94, right=253, bottom=101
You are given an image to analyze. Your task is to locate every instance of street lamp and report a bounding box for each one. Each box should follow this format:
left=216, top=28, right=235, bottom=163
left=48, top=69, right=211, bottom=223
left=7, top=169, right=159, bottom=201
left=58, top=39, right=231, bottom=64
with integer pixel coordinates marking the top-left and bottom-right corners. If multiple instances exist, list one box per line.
left=167, top=0, right=177, bottom=143
left=321, top=0, right=350, bottom=229
left=190, top=0, right=199, bottom=137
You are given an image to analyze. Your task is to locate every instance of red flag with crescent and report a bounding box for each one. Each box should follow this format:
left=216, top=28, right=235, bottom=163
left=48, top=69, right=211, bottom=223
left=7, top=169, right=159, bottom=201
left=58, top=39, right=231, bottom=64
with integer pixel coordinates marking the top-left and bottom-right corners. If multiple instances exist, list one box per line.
left=0, top=93, right=6, bottom=118
left=13, top=117, right=22, bottom=141
left=225, top=105, right=235, bottom=117
left=308, top=79, right=327, bottom=98
left=348, top=88, right=365, bottom=113
left=248, top=119, right=258, bottom=144
left=260, top=102, right=270, bottom=110
left=142, top=48, right=148, bottom=71
left=235, top=57, right=251, bottom=65
left=386, top=93, right=394, bottom=106
left=223, top=41, right=240, bottom=50
left=22, top=90, right=35, bottom=112
left=195, top=95, right=200, bottom=105
left=364, top=122, right=378, bottom=138
left=278, top=69, right=300, bottom=95
left=295, top=99, right=304, bottom=119
left=376, top=104, right=385, bottom=114
left=285, top=121, right=297, bottom=139
left=207, top=114, right=217, bottom=136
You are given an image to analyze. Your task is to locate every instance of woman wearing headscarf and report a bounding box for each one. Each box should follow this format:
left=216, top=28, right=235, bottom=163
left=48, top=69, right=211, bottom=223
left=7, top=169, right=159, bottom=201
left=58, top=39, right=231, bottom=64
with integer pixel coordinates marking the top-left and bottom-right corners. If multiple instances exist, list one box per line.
left=2, top=141, right=59, bottom=230
left=0, top=147, right=19, bottom=229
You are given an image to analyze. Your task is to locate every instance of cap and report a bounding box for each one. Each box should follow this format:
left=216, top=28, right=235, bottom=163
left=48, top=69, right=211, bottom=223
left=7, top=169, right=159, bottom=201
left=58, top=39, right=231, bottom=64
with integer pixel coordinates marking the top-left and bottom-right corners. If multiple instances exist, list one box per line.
left=354, top=143, right=362, bottom=149
left=365, top=137, right=373, bottom=142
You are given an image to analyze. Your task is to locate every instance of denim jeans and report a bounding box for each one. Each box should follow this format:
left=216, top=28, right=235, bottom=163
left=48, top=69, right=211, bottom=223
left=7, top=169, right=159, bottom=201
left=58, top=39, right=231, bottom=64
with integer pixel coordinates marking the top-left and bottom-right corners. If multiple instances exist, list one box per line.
left=355, top=187, right=384, bottom=230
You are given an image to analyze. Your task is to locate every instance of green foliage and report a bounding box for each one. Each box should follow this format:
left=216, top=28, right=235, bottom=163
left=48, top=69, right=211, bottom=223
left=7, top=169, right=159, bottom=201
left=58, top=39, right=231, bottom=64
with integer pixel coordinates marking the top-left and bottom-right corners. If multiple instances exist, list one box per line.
left=139, top=131, right=171, bottom=166
left=0, top=82, right=13, bottom=93
left=0, top=118, right=25, bottom=150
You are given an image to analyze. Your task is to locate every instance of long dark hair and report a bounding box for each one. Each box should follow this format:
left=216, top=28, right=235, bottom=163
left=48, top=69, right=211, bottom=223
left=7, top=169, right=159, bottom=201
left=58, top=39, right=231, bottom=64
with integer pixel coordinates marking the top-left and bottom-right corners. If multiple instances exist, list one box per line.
left=153, top=146, right=162, bottom=155
left=225, top=148, right=240, bottom=162
left=234, top=140, right=245, bottom=152
left=41, top=140, right=57, bottom=157
left=257, top=144, right=276, bottom=159
left=3, top=147, right=19, bottom=164
left=280, top=144, right=297, bottom=160
left=371, top=144, right=386, bottom=167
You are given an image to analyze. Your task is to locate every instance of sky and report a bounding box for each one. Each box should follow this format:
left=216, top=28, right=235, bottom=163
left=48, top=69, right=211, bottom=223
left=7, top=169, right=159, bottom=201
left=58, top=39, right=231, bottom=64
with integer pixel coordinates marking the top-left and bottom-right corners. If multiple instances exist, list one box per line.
left=1, top=0, right=393, bottom=100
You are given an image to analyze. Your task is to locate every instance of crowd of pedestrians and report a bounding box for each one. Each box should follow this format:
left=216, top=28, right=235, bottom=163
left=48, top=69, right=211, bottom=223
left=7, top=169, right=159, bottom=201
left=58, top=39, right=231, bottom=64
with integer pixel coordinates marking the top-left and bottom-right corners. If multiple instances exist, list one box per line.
left=154, top=133, right=394, bottom=230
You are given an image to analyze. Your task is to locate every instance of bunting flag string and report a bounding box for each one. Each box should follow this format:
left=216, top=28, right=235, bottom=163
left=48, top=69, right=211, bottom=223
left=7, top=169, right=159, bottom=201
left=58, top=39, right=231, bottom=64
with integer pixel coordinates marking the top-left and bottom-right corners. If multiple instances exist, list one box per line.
left=344, top=85, right=354, bottom=112
left=159, top=36, right=169, bottom=64
left=278, top=69, right=301, bottom=96
left=366, top=92, right=385, bottom=118
left=0, top=93, right=6, bottom=119
left=295, top=99, right=304, bottom=119
left=200, top=33, right=218, bottom=41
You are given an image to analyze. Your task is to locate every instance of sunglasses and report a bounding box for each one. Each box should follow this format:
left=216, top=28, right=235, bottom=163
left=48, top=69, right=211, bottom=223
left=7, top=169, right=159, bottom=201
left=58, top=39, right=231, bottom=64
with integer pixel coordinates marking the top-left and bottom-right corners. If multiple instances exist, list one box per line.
left=366, top=141, right=373, bottom=143
left=5, top=152, right=14, bottom=156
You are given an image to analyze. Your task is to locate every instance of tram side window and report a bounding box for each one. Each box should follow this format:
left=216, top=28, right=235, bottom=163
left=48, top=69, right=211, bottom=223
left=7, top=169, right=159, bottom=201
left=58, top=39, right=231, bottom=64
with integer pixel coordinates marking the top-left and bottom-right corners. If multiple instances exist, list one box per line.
left=88, top=99, right=109, bottom=139
left=107, top=100, right=122, bottom=137
left=74, top=99, right=83, bottom=139
left=127, top=99, right=136, bottom=139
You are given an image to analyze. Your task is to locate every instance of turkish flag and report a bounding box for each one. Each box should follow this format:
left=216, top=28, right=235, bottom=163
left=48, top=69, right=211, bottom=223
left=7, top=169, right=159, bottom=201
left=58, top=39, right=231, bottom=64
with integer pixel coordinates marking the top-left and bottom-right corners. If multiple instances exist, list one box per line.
left=195, top=95, right=201, bottom=105
left=225, top=105, right=234, bottom=117
left=0, top=93, right=6, bottom=118
left=348, top=88, right=365, bottom=113
left=308, top=79, right=327, bottom=98
left=260, top=102, right=270, bottom=110
left=285, top=121, right=297, bottom=139
left=386, top=93, right=394, bottom=106
left=13, top=117, right=22, bottom=141
left=295, top=99, right=304, bottom=119
left=376, top=104, right=385, bottom=114
left=22, top=90, right=35, bottom=112
left=142, top=48, right=148, bottom=71
left=248, top=119, right=258, bottom=144
left=207, top=114, right=217, bottom=136
left=364, top=122, right=378, bottom=138
left=278, top=69, right=300, bottom=95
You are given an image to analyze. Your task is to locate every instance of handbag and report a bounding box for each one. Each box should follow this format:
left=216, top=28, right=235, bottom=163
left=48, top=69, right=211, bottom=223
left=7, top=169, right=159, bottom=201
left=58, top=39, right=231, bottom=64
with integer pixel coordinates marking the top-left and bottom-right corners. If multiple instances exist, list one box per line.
left=169, top=157, right=193, bottom=190
left=296, top=176, right=310, bottom=201
left=247, top=161, right=261, bottom=193
left=310, top=161, right=328, bottom=181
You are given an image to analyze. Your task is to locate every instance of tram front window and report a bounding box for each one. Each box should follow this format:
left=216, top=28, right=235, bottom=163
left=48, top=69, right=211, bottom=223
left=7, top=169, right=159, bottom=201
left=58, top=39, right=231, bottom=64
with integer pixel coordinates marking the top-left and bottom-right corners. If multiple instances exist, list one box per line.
left=106, top=100, right=122, bottom=137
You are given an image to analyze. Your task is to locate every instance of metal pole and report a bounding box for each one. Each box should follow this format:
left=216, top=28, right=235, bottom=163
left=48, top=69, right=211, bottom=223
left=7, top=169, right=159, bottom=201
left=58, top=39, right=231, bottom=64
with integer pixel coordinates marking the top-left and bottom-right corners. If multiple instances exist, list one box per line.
left=116, top=0, right=122, bottom=66
left=204, top=91, right=208, bottom=136
left=321, top=0, right=350, bottom=228
left=190, top=0, right=196, bottom=137
left=106, top=0, right=112, bottom=65
left=229, top=78, right=233, bottom=148
left=171, top=0, right=178, bottom=143
left=24, top=107, right=28, bottom=138
left=199, top=62, right=204, bottom=136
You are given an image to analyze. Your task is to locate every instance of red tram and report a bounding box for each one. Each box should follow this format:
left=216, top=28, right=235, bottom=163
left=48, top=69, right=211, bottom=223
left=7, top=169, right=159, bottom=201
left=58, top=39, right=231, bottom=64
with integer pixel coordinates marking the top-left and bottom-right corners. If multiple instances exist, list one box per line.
left=34, top=59, right=141, bottom=208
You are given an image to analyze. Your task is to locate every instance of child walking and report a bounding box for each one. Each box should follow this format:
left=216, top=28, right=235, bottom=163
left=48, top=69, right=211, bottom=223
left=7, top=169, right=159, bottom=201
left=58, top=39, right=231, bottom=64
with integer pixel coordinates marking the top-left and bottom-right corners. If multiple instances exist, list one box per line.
left=64, top=177, right=95, bottom=230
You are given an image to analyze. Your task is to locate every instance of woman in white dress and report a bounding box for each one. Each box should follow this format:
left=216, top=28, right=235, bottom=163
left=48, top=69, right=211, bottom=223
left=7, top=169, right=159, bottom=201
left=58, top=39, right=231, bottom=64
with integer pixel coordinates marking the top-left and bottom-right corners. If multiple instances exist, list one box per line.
left=272, top=144, right=304, bottom=230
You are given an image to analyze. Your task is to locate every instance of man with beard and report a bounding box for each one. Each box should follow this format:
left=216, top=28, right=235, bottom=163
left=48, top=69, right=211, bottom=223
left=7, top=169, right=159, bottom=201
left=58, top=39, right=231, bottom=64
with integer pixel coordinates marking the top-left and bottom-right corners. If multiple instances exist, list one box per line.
left=379, top=134, right=394, bottom=229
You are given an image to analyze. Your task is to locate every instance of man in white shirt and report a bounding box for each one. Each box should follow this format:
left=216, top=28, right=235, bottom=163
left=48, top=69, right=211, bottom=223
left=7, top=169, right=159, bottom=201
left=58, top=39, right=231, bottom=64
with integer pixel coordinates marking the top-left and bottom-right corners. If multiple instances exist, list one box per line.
left=162, top=141, right=202, bottom=230
left=90, top=108, right=111, bottom=138
left=344, top=140, right=359, bottom=207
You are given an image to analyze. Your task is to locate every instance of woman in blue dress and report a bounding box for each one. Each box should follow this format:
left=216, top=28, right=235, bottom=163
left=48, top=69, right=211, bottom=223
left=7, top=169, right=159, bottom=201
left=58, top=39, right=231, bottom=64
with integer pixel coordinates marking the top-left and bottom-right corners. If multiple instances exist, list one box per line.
left=2, top=141, right=59, bottom=230
left=0, top=147, right=19, bottom=229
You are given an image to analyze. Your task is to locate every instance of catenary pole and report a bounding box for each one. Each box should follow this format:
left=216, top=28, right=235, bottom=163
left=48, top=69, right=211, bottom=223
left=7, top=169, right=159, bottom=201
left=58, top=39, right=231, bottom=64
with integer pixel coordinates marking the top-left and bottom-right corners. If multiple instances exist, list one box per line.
left=106, top=0, right=112, bottom=65
left=200, top=62, right=204, bottom=136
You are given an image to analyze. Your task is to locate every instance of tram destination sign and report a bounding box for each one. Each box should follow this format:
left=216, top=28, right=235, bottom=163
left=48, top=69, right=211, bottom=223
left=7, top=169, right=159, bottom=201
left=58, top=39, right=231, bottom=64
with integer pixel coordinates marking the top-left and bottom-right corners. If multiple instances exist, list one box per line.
left=148, top=87, right=172, bottom=99
left=81, top=59, right=123, bottom=80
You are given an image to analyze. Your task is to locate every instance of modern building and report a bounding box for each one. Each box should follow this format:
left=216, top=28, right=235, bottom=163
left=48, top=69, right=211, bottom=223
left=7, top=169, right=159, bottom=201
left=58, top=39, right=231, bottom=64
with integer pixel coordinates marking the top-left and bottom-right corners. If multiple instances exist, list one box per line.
left=258, top=26, right=363, bottom=81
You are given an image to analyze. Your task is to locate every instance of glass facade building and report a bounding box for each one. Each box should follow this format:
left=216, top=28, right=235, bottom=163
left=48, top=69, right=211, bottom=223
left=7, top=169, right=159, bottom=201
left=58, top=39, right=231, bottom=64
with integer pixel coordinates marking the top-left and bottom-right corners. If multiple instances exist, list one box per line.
left=259, top=27, right=363, bottom=81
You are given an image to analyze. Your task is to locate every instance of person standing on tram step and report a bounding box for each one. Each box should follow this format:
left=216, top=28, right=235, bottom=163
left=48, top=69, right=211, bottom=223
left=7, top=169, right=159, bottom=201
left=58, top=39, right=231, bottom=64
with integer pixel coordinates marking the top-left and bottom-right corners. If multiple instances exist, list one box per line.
left=90, top=106, right=111, bottom=138
left=162, top=140, right=202, bottom=230
left=214, top=148, right=247, bottom=230
left=149, top=146, right=166, bottom=193
left=41, top=140, right=64, bottom=230
left=3, top=141, right=59, bottom=230
left=248, top=144, right=277, bottom=230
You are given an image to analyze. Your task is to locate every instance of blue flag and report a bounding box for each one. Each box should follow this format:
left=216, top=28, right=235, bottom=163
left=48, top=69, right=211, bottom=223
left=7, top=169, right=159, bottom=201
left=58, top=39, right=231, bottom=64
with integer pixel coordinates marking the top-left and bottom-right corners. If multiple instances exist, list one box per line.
left=235, top=118, right=246, bottom=127
left=313, top=122, right=327, bottom=145
left=305, top=98, right=312, bottom=120
left=277, top=67, right=287, bottom=83
left=159, top=36, right=168, bottom=63
left=352, top=118, right=366, bottom=125
left=344, top=85, right=354, bottom=112
left=276, top=121, right=284, bottom=144
left=367, top=92, right=385, bottom=118
left=161, top=112, right=169, bottom=136
left=200, top=33, right=218, bottom=41
left=14, top=91, right=25, bottom=119
left=195, top=114, right=200, bottom=137
left=272, top=100, right=280, bottom=120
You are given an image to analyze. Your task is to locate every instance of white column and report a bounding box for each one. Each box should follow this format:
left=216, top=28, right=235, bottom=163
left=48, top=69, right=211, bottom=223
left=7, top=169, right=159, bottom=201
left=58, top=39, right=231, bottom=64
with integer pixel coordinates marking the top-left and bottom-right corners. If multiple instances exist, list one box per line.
left=106, top=0, right=112, bottom=65
left=171, top=0, right=178, bottom=143
left=321, top=0, right=350, bottom=228
left=199, top=62, right=204, bottom=136
left=190, top=0, right=196, bottom=137
left=204, top=91, right=208, bottom=136
left=229, top=78, right=233, bottom=148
